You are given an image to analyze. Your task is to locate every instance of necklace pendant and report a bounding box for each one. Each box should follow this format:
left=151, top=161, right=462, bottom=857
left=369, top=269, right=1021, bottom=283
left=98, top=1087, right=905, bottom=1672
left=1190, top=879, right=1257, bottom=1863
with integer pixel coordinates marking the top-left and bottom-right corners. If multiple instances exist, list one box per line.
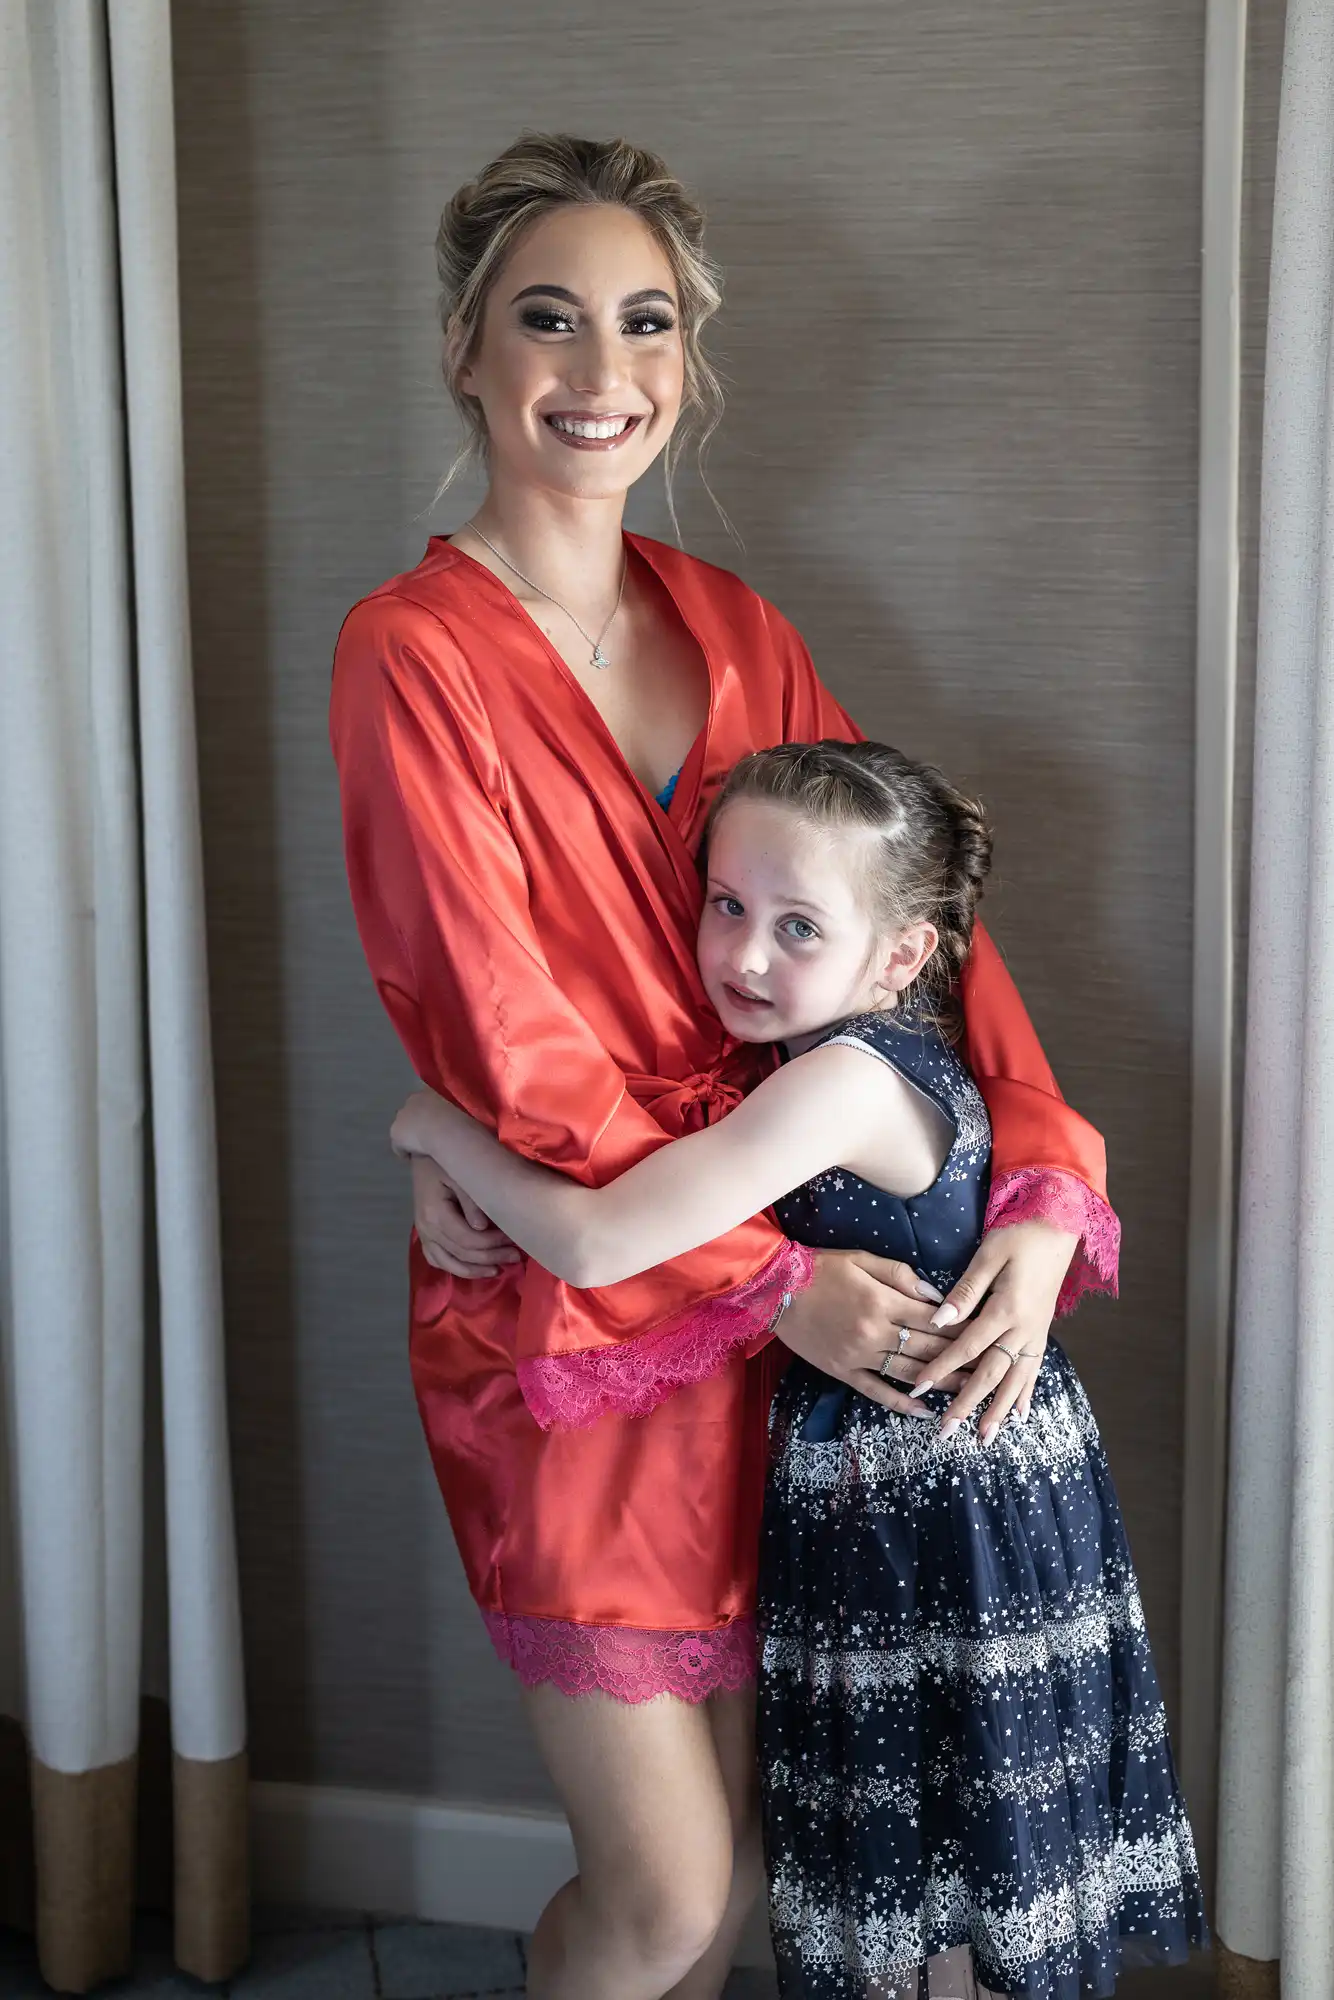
left=592, top=646, right=610, bottom=670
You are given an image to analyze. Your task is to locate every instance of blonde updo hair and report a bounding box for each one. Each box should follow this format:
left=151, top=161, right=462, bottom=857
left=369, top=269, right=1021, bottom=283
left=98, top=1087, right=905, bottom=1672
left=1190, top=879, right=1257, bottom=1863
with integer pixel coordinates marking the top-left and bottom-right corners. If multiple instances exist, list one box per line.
left=435, top=133, right=724, bottom=517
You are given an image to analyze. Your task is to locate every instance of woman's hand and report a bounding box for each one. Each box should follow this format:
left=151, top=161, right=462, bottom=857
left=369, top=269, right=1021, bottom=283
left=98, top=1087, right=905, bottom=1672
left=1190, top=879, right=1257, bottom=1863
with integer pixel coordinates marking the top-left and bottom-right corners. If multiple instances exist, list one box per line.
left=776, top=1251, right=975, bottom=1417
left=911, top=1221, right=1079, bottom=1441
left=409, top=1155, right=522, bottom=1278
left=392, top=1088, right=522, bottom=1279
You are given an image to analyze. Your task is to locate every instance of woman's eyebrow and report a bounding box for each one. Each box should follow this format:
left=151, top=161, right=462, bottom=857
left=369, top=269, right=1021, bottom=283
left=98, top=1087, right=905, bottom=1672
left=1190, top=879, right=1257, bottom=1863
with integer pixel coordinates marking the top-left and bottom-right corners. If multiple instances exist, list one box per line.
left=510, top=283, right=582, bottom=306
left=509, top=284, right=677, bottom=308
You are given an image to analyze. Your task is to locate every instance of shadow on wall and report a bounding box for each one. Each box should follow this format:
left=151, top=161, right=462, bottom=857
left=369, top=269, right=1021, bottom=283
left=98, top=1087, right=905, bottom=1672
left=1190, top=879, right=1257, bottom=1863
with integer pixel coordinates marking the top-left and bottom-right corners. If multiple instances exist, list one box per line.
left=174, top=6, right=311, bottom=1782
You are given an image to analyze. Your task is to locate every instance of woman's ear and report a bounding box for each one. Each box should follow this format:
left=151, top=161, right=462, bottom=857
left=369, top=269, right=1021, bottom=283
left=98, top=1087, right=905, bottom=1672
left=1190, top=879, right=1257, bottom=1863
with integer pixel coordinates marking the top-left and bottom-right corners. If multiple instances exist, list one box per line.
left=878, top=922, right=939, bottom=997
left=446, top=316, right=476, bottom=397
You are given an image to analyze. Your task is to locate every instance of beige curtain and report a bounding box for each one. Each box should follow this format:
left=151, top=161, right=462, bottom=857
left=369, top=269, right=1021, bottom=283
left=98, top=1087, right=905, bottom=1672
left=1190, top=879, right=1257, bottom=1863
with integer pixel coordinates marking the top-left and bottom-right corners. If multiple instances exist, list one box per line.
left=0, top=2, right=248, bottom=1989
left=1216, top=0, right=1334, bottom=1995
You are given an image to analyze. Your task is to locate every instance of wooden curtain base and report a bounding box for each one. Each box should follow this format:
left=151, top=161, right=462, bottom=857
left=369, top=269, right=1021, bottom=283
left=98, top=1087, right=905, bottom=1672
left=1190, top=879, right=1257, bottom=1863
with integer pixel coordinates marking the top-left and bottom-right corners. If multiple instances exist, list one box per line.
left=0, top=1707, right=249, bottom=1994
left=173, top=1747, right=249, bottom=1981
left=31, top=1755, right=136, bottom=1992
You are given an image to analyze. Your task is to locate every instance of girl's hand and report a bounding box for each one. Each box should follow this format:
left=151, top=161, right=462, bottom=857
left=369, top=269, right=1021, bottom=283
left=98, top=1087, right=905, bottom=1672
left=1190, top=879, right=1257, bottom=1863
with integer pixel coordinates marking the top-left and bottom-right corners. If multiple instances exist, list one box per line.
left=409, top=1155, right=522, bottom=1278
left=776, top=1250, right=975, bottom=1418
left=911, top=1221, right=1079, bottom=1442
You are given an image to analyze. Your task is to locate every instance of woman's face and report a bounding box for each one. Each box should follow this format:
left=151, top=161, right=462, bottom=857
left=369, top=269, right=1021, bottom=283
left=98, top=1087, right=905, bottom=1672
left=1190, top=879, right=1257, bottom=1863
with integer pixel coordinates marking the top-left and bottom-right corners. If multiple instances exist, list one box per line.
left=458, top=203, right=686, bottom=502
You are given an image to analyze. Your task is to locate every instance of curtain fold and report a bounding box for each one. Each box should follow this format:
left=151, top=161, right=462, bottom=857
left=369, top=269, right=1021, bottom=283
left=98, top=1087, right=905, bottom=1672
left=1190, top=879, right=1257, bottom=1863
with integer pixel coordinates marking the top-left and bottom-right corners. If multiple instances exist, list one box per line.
left=0, top=2, right=247, bottom=1989
left=1217, top=0, right=1334, bottom=1992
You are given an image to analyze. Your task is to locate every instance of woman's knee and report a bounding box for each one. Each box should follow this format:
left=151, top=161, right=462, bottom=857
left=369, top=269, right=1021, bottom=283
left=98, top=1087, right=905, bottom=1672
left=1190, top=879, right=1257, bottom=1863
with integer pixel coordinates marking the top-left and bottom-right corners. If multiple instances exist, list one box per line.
left=594, top=1854, right=733, bottom=1976
left=729, top=1803, right=765, bottom=1903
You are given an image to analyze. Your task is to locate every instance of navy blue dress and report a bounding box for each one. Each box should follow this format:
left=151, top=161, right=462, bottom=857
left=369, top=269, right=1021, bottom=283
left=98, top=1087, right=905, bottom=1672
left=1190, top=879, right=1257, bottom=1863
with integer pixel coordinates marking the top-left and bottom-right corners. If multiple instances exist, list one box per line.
left=760, top=1009, right=1206, bottom=1999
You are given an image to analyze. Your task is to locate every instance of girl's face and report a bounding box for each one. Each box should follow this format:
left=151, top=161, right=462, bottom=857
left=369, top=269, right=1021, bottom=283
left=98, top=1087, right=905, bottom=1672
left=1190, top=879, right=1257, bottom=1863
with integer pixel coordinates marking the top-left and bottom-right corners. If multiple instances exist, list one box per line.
left=457, top=203, right=685, bottom=503
left=698, top=798, right=937, bottom=1048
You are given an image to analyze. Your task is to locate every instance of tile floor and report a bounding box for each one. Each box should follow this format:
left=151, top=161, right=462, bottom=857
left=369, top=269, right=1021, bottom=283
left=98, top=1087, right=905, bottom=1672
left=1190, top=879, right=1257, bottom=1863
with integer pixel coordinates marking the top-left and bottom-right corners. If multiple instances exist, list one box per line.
left=0, top=1911, right=776, bottom=2000
left=0, top=1914, right=1216, bottom=1997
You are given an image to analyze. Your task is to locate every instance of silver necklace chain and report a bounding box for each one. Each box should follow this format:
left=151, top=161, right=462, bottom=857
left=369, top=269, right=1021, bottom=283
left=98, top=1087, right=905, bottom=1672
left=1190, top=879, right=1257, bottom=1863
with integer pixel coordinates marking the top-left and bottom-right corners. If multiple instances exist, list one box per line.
left=466, top=522, right=626, bottom=670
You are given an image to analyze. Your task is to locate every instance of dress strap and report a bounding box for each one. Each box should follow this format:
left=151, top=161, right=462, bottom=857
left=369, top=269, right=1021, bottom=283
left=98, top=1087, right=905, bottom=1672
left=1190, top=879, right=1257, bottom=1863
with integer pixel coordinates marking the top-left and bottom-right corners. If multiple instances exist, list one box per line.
left=819, top=1012, right=964, bottom=1138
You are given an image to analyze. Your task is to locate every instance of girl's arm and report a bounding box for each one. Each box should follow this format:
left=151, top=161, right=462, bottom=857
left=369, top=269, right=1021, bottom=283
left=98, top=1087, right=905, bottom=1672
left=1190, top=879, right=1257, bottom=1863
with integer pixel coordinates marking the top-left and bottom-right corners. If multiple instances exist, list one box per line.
left=392, top=1045, right=931, bottom=1288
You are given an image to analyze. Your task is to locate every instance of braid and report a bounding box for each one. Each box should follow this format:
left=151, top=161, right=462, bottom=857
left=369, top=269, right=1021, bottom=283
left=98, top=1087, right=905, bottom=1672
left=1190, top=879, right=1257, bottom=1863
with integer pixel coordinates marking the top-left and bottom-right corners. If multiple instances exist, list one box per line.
left=918, top=769, right=993, bottom=1008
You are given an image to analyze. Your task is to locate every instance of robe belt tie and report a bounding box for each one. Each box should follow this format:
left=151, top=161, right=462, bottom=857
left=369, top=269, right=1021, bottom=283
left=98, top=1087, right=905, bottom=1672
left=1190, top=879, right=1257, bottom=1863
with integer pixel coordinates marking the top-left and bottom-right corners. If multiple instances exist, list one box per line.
left=628, top=1067, right=747, bottom=1136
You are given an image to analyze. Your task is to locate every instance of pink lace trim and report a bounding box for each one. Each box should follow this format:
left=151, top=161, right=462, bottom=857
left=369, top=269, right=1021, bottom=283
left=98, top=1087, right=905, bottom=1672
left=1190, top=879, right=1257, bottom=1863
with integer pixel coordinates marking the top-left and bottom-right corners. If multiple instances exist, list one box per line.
left=984, top=1166, right=1121, bottom=1316
left=517, top=1240, right=815, bottom=1431
left=482, top=1610, right=757, bottom=1703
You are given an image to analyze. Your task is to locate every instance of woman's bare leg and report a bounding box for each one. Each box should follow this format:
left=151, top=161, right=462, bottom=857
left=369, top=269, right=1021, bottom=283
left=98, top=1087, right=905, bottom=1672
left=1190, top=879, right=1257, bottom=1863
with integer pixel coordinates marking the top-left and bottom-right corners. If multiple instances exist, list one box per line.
left=661, top=1684, right=765, bottom=2000
left=522, top=1683, right=737, bottom=2000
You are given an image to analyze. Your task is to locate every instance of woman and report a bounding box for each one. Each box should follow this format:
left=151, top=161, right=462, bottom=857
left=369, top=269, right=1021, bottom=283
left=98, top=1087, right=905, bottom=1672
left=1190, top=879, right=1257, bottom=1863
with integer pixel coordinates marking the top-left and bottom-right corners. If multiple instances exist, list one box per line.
left=330, top=134, right=1117, bottom=2000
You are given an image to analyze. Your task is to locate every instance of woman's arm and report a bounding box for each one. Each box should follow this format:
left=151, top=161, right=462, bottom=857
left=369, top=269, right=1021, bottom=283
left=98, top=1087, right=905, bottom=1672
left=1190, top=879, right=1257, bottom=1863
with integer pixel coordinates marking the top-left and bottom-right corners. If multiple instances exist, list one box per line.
left=331, top=593, right=808, bottom=1426
left=392, top=1046, right=930, bottom=1287
left=957, top=924, right=1118, bottom=1308
left=773, top=613, right=1118, bottom=1305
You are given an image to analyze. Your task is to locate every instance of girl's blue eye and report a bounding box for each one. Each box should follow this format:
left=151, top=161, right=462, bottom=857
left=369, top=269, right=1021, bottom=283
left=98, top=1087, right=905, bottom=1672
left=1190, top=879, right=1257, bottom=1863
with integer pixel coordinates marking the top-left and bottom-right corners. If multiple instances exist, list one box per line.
left=782, top=918, right=818, bottom=941
left=713, top=895, right=745, bottom=918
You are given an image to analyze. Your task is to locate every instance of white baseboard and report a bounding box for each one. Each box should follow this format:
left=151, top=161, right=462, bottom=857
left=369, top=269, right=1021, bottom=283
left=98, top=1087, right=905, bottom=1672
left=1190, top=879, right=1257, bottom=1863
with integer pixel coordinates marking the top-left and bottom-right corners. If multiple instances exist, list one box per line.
left=250, top=1781, right=775, bottom=1970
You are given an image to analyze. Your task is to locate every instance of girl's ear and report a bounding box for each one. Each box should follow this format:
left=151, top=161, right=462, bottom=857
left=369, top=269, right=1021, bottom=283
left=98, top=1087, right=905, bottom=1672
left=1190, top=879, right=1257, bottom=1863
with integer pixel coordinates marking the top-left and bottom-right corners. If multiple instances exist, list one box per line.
left=875, top=922, right=939, bottom=999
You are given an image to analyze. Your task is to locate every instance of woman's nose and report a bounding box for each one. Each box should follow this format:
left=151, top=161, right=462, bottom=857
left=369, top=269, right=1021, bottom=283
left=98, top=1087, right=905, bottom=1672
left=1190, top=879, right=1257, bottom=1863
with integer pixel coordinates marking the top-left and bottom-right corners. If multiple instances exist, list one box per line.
left=568, top=324, right=626, bottom=396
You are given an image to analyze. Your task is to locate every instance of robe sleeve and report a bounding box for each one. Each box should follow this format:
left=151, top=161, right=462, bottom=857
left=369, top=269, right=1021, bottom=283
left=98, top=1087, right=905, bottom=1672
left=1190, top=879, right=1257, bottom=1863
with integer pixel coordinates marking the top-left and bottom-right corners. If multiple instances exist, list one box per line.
left=331, top=594, right=812, bottom=1431
left=770, top=603, right=1119, bottom=1312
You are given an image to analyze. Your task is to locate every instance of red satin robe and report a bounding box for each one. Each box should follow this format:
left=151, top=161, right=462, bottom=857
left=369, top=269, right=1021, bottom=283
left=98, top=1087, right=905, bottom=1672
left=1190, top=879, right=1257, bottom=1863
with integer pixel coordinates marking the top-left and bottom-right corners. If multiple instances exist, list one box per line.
left=331, top=534, right=1114, bottom=1691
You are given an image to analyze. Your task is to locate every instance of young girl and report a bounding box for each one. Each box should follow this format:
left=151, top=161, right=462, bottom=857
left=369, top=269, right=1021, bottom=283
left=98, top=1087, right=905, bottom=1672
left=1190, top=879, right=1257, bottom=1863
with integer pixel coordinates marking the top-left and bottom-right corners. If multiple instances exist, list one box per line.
left=390, top=740, right=1206, bottom=2000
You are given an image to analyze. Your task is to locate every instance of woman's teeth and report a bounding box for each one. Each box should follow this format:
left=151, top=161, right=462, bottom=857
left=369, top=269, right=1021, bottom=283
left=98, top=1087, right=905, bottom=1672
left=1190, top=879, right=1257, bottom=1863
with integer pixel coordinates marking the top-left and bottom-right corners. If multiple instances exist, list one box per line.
left=547, top=415, right=635, bottom=440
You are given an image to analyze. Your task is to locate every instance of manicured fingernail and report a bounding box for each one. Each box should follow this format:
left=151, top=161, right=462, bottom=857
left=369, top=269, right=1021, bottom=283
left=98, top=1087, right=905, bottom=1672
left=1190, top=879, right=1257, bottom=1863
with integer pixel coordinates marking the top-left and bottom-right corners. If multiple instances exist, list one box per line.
left=1013, top=1408, right=1029, bottom=1426
left=930, top=1303, right=959, bottom=1330
left=904, top=1405, right=935, bottom=1420
left=938, top=1418, right=960, bottom=1442
left=909, top=1379, right=935, bottom=1400
left=915, top=1280, right=945, bottom=1302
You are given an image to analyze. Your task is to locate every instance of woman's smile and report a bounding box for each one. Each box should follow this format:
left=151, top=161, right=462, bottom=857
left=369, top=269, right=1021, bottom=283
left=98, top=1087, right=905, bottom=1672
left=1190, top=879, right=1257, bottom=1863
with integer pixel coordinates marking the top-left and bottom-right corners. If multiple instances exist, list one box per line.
left=542, top=409, right=646, bottom=450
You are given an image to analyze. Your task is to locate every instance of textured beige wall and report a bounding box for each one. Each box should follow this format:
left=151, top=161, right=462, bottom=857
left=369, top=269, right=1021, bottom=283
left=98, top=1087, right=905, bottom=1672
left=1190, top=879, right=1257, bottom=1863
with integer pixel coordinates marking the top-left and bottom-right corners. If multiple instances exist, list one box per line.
left=173, top=0, right=1206, bottom=1805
